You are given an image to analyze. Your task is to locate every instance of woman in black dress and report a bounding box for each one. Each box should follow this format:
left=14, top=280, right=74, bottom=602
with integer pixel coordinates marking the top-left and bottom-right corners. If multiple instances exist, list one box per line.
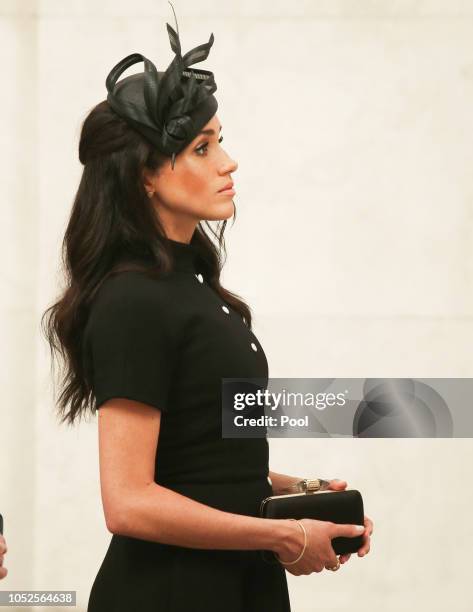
left=42, top=6, right=373, bottom=611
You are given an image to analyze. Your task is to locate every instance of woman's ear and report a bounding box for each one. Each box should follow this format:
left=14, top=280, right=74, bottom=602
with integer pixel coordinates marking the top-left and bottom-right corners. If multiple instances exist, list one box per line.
left=142, top=167, right=156, bottom=198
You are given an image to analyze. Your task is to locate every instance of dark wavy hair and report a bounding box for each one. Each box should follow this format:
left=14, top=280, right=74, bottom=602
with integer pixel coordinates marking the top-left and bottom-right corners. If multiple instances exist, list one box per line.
left=41, top=100, right=252, bottom=427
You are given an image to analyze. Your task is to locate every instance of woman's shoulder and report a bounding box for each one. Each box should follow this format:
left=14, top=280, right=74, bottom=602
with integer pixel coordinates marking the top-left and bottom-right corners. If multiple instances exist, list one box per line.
left=88, top=269, right=175, bottom=323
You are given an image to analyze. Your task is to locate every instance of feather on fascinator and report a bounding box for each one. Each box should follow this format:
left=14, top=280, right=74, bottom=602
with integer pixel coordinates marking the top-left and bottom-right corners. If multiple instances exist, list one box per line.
left=105, top=1, right=218, bottom=169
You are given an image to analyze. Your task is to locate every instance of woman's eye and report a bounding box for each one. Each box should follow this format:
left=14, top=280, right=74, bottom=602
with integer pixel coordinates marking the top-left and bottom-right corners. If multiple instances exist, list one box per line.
left=196, top=135, right=224, bottom=156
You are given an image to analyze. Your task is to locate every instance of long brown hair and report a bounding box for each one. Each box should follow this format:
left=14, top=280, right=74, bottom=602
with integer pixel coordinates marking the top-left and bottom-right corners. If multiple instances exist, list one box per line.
left=41, top=100, right=252, bottom=427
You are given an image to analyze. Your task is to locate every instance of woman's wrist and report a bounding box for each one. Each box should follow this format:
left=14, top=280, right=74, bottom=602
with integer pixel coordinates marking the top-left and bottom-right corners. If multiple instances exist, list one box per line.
left=271, top=518, right=306, bottom=560
left=268, top=471, right=304, bottom=495
left=278, top=477, right=304, bottom=495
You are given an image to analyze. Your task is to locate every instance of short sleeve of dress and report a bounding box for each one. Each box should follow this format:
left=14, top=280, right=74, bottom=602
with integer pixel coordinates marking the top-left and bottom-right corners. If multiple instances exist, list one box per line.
left=84, top=273, right=179, bottom=412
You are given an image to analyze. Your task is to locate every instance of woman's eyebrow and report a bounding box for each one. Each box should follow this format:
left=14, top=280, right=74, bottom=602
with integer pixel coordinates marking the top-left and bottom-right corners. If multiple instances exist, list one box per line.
left=198, top=125, right=223, bottom=136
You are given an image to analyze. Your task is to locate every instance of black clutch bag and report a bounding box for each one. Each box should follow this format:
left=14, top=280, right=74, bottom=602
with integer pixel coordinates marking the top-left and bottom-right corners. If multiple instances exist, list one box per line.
left=259, top=489, right=365, bottom=564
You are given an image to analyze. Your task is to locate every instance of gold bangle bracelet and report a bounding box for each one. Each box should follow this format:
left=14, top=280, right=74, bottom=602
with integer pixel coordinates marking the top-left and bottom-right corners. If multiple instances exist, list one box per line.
left=275, top=519, right=307, bottom=566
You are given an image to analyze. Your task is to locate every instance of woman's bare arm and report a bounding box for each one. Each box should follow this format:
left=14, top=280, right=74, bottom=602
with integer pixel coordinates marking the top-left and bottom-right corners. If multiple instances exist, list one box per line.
left=98, top=399, right=300, bottom=557
left=268, top=470, right=303, bottom=495
left=110, top=482, right=294, bottom=552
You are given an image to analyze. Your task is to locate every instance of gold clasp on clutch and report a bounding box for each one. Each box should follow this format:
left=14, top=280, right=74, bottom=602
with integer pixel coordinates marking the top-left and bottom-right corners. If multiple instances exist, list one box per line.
left=305, top=478, right=322, bottom=494
left=303, top=478, right=331, bottom=494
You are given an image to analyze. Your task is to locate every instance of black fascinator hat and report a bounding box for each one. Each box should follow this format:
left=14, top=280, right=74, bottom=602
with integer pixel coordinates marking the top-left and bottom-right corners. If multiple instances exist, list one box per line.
left=105, top=1, right=218, bottom=170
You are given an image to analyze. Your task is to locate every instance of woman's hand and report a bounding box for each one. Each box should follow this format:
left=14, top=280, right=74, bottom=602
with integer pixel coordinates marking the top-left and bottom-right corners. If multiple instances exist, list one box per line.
left=318, top=479, right=374, bottom=565
left=0, top=535, right=8, bottom=579
left=275, top=518, right=365, bottom=576
left=339, top=515, right=374, bottom=564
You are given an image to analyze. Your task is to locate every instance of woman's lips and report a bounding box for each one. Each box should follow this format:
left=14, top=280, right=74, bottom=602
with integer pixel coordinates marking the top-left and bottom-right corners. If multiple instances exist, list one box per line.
left=217, top=187, right=236, bottom=195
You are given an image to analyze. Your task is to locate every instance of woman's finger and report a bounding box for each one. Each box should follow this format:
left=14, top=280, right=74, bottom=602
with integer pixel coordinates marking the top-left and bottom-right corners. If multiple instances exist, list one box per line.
left=328, top=479, right=347, bottom=491
left=358, top=536, right=371, bottom=556
left=352, top=517, right=373, bottom=557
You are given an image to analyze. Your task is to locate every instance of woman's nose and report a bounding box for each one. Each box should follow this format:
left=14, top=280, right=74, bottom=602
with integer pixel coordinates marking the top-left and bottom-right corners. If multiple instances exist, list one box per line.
left=221, top=157, right=238, bottom=174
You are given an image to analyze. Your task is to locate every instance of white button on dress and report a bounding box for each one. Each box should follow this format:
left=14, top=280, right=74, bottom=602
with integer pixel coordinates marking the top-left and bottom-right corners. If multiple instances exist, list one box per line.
left=222, top=306, right=230, bottom=314
left=250, top=342, right=258, bottom=352
left=195, top=273, right=204, bottom=284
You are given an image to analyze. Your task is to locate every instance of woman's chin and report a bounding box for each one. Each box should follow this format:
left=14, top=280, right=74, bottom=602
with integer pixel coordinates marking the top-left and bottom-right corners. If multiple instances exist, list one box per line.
left=204, top=201, right=235, bottom=221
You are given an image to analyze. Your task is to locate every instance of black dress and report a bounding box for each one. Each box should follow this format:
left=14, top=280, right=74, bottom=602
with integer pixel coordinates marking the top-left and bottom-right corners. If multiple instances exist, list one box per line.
left=83, top=238, right=291, bottom=612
